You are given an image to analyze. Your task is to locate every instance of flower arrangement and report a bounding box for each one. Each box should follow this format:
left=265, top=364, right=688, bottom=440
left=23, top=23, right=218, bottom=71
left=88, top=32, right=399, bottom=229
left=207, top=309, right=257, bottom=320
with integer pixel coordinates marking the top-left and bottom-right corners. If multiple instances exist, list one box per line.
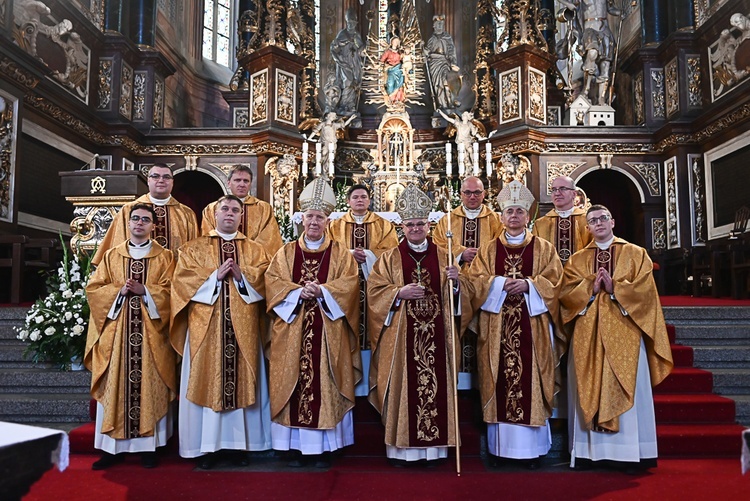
left=15, top=239, right=92, bottom=370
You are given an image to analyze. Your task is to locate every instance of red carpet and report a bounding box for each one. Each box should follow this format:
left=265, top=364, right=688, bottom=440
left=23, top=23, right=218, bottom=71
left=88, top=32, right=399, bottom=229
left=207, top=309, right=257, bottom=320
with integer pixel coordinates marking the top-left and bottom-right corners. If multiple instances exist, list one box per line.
left=24, top=454, right=749, bottom=501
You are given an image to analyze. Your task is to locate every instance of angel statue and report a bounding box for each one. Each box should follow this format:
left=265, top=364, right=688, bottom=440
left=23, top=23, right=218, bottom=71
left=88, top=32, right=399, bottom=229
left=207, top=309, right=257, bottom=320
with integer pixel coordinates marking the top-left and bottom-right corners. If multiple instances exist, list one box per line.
left=439, top=109, right=489, bottom=174
left=308, top=112, right=356, bottom=169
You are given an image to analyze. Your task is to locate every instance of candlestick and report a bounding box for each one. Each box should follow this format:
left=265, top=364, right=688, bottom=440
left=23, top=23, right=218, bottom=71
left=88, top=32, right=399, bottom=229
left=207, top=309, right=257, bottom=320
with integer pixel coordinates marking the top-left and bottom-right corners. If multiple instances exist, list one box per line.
left=446, top=143, right=452, bottom=175
left=302, top=141, right=309, bottom=177
left=485, top=142, right=492, bottom=176
left=458, top=143, right=465, bottom=176
left=315, top=142, right=321, bottom=176
left=473, top=142, right=479, bottom=176
left=328, top=142, right=335, bottom=177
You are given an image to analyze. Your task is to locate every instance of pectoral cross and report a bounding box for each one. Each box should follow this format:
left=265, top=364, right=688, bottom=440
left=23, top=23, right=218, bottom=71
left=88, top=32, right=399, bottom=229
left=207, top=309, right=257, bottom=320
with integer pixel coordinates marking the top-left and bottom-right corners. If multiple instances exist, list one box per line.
left=505, top=255, right=523, bottom=279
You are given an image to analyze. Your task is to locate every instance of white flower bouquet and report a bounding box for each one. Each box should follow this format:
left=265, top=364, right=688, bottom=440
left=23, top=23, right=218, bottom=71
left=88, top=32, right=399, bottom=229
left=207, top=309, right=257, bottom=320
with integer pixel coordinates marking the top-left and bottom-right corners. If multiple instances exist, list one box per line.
left=15, top=239, right=92, bottom=370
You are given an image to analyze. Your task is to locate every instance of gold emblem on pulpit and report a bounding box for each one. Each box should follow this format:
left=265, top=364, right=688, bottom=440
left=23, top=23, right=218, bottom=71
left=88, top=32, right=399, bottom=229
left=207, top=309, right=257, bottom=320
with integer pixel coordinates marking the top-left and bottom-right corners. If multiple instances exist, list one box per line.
left=90, top=176, right=106, bottom=194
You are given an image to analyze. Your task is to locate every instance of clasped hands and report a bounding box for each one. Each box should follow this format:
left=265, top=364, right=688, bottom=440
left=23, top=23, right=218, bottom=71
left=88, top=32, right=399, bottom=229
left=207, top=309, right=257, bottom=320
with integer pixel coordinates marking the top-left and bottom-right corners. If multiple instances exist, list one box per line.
left=503, top=278, right=529, bottom=295
left=217, top=258, right=242, bottom=282
left=300, top=280, right=323, bottom=300
left=352, top=247, right=368, bottom=264
left=120, top=278, right=145, bottom=296
left=397, top=266, right=459, bottom=300
left=592, top=267, right=614, bottom=294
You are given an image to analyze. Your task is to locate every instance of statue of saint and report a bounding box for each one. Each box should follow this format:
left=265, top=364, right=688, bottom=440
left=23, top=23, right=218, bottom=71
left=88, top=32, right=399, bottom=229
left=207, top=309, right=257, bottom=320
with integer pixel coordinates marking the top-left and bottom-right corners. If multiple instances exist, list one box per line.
left=330, top=8, right=365, bottom=116
left=424, top=15, right=462, bottom=113
left=380, top=37, right=406, bottom=107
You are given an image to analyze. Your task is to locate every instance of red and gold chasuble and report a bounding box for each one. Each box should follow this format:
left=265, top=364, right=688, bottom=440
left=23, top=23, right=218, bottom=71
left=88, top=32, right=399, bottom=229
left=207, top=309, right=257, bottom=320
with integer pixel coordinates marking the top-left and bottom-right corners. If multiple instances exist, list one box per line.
left=398, top=240, right=449, bottom=446
left=123, top=257, right=148, bottom=438
left=290, top=242, right=332, bottom=428
left=494, top=237, right=535, bottom=425
left=152, top=205, right=171, bottom=249
left=555, top=217, right=576, bottom=265
left=218, top=239, right=240, bottom=410
left=351, top=222, right=369, bottom=350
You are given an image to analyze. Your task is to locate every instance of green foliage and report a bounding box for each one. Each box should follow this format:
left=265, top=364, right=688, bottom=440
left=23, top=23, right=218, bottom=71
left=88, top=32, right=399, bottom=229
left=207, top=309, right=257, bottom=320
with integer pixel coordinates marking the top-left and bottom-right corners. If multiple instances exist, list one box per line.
left=275, top=207, right=296, bottom=244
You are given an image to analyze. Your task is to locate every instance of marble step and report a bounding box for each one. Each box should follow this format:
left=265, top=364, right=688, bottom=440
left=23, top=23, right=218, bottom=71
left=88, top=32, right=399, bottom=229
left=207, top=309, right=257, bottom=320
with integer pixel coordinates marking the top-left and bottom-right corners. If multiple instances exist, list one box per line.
left=673, top=325, right=750, bottom=345
left=0, top=368, right=90, bottom=394
left=729, top=395, right=750, bottom=426
left=708, top=368, right=750, bottom=395
left=0, top=393, right=91, bottom=423
left=692, top=346, right=750, bottom=369
left=662, top=306, right=750, bottom=323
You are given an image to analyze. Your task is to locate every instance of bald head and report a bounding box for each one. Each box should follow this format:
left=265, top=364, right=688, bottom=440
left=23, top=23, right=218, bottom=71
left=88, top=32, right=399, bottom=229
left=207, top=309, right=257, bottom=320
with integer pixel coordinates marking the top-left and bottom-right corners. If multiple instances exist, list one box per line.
left=460, top=176, right=485, bottom=210
left=551, top=176, right=577, bottom=211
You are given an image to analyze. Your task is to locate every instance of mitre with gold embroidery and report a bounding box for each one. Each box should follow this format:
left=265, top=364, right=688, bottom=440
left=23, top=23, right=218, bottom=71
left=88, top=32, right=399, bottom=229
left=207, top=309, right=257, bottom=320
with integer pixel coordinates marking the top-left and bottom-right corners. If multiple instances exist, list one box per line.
left=395, top=184, right=432, bottom=221
left=497, top=180, right=535, bottom=211
left=298, top=177, right=336, bottom=215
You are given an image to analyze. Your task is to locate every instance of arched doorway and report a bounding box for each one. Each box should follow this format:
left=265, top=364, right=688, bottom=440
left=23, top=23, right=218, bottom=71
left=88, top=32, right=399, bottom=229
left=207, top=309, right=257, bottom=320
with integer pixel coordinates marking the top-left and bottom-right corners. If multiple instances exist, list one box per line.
left=172, top=170, right=225, bottom=228
left=577, top=169, right=645, bottom=246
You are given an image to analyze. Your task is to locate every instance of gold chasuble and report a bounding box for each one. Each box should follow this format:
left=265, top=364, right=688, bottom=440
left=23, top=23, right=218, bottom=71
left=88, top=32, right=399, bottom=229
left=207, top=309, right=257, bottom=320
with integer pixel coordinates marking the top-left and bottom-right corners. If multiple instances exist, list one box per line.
left=170, top=231, right=270, bottom=411
left=265, top=237, right=361, bottom=429
left=559, top=239, right=673, bottom=432
left=201, top=196, right=283, bottom=257
left=532, top=208, right=593, bottom=266
left=85, top=242, right=176, bottom=439
left=93, top=195, right=198, bottom=266
left=367, top=239, right=473, bottom=449
left=327, top=211, right=398, bottom=350
left=433, top=205, right=504, bottom=263
left=468, top=233, right=563, bottom=425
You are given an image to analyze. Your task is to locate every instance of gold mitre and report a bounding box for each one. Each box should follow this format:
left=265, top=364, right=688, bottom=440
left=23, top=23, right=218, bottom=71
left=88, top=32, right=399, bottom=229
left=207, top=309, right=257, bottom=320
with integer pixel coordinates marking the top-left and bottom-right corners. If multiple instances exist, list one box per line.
left=497, top=180, right=535, bottom=211
left=396, top=184, right=432, bottom=220
left=298, top=177, right=336, bottom=215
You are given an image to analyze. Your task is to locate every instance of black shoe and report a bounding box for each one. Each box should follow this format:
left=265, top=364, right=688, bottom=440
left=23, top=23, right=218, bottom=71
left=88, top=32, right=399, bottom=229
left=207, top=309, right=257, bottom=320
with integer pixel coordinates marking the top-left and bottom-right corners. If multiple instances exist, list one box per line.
left=572, top=458, right=593, bottom=471
left=140, top=452, right=158, bottom=469
left=231, top=451, right=251, bottom=467
left=197, top=453, right=218, bottom=470
left=525, top=458, right=541, bottom=470
left=388, top=458, right=407, bottom=468
left=92, top=452, right=124, bottom=470
left=487, top=454, right=503, bottom=468
left=314, top=453, right=331, bottom=469
left=287, top=451, right=305, bottom=468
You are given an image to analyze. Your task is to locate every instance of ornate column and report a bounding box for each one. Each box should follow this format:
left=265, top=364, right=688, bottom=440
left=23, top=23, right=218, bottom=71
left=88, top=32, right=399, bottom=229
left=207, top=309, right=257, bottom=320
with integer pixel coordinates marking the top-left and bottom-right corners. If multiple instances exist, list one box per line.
left=474, top=0, right=498, bottom=121
left=103, top=0, right=130, bottom=34
left=128, top=0, right=157, bottom=47
left=641, top=0, right=669, bottom=45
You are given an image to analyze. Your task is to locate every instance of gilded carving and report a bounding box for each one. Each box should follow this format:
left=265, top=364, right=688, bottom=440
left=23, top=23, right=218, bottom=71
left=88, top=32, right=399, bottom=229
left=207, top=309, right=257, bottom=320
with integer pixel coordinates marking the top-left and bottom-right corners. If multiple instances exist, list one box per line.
left=120, top=62, right=133, bottom=120
left=547, top=106, right=561, bottom=126
left=275, top=69, right=296, bottom=125
left=633, top=71, right=644, bottom=124
left=233, top=107, right=249, bottom=128
left=651, top=68, right=665, bottom=119
left=695, top=0, right=730, bottom=28
left=250, top=69, right=268, bottom=125
left=688, top=154, right=706, bottom=245
left=69, top=205, right=117, bottom=252
left=664, top=157, right=680, bottom=249
left=0, top=94, right=17, bottom=222
left=652, top=218, right=666, bottom=250
left=97, top=59, right=113, bottom=110
left=528, top=67, right=546, bottom=123
left=503, top=0, right=548, bottom=50
left=708, top=14, right=750, bottom=101
left=665, top=58, right=679, bottom=117
left=626, top=162, right=661, bottom=196
left=133, top=71, right=147, bottom=121
left=265, top=154, right=300, bottom=215
left=474, top=0, right=501, bottom=120
left=153, top=78, right=164, bottom=127
left=687, top=56, right=702, bottom=108
left=545, top=162, right=586, bottom=193
left=90, top=176, right=106, bottom=194
left=500, top=68, right=521, bottom=123
left=0, top=56, right=39, bottom=89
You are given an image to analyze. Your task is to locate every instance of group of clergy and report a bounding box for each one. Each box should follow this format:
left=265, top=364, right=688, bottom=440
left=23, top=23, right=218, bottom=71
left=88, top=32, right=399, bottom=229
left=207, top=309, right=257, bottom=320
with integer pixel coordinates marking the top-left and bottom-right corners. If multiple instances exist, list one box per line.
left=83, top=161, right=673, bottom=474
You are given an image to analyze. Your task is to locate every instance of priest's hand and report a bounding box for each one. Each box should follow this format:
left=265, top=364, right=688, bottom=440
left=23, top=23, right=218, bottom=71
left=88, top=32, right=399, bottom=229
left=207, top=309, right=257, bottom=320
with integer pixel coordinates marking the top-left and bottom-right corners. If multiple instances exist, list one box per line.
left=217, top=258, right=241, bottom=281
left=504, top=278, right=529, bottom=295
left=300, top=281, right=323, bottom=300
left=462, top=247, right=478, bottom=263
left=599, top=268, right=614, bottom=294
left=445, top=265, right=459, bottom=282
left=398, top=283, right=426, bottom=300
left=121, top=278, right=145, bottom=296
left=352, top=247, right=367, bottom=264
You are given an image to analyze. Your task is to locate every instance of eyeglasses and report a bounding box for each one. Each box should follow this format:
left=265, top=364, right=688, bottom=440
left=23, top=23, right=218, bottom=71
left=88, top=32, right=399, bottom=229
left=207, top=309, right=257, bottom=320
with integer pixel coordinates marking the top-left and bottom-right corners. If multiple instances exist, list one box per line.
left=587, top=214, right=612, bottom=225
left=403, top=221, right=428, bottom=229
left=148, top=174, right=173, bottom=181
left=462, top=190, right=484, bottom=197
left=129, top=215, right=153, bottom=224
left=550, top=187, right=575, bottom=194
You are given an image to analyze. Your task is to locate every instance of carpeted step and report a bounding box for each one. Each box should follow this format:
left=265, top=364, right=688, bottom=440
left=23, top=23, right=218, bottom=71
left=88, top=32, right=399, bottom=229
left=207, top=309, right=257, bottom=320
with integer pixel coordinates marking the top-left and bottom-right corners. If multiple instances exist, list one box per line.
left=656, top=423, right=745, bottom=457
left=670, top=344, right=694, bottom=367
left=654, top=367, right=713, bottom=394
left=654, top=394, right=736, bottom=424
left=666, top=324, right=676, bottom=344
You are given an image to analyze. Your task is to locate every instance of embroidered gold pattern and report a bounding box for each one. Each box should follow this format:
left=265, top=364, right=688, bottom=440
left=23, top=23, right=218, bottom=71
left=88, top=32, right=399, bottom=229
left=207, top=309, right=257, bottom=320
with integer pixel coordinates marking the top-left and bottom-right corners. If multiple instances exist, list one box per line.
left=295, top=251, right=324, bottom=425
left=501, top=251, right=525, bottom=422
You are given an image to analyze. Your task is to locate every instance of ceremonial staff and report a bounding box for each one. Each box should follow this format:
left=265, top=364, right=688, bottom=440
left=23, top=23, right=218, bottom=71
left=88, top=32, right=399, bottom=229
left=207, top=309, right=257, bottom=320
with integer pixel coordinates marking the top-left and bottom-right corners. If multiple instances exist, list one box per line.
left=443, top=186, right=461, bottom=476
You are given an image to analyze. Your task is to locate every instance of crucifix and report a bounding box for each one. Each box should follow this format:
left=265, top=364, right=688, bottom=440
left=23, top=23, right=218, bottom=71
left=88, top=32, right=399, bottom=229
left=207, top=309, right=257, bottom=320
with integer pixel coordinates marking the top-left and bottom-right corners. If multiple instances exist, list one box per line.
left=504, top=254, right=523, bottom=279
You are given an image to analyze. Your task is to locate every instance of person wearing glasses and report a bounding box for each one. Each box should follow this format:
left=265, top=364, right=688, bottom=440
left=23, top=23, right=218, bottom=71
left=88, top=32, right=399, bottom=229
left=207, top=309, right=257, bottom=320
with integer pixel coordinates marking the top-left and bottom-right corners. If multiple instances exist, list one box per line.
left=92, top=163, right=198, bottom=266
left=85, top=204, right=177, bottom=470
left=170, top=195, right=272, bottom=469
left=367, top=184, right=472, bottom=466
left=559, top=204, right=673, bottom=473
left=201, top=164, right=283, bottom=257
left=532, top=176, right=592, bottom=266
left=468, top=180, right=563, bottom=470
left=327, top=184, right=398, bottom=397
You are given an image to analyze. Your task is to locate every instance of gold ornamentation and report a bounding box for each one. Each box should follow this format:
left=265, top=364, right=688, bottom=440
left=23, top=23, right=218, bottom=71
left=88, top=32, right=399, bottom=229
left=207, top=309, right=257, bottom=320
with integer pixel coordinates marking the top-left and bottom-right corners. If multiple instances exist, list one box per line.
left=626, top=162, right=661, bottom=196
left=0, top=93, right=16, bottom=223
left=545, top=162, right=585, bottom=193
left=97, top=59, right=112, bottom=110
left=664, top=157, right=680, bottom=249
left=687, top=56, right=702, bottom=109
left=0, top=55, right=40, bottom=89
left=90, top=176, right=106, bottom=194
left=250, top=69, right=268, bottom=125
left=666, top=58, right=679, bottom=117
left=633, top=71, right=644, bottom=124
left=133, top=71, right=147, bottom=120
left=275, top=69, right=296, bottom=124
left=153, top=78, right=164, bottom=127
left=596, top=250, right=611, bottom=265
left=500, top=67, right=521, bottom=123
left=688, top=154, right=705, bottom=245
left=695, top=0, right=729, bottom=28
left=503, top=0, right=548, bottom=50
left=120, top=62, right=133, bottom=119
left=233, top=107, right=248, bottom=128
left=265, top=154, right=299, bottom=214
left=651, top=68, right=666, bottom=119
left=652, top=218, right=667, bottom=250
left=528, top=67, right=546, bottom=123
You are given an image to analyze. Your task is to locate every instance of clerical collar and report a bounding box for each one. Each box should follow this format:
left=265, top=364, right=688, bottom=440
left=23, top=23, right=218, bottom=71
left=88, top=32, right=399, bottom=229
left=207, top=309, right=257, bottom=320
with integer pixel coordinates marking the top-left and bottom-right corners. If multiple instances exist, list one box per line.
left=351, top=212, right=367, bottom=224
left=216, top=230, right=237, bottom=241
left=128, top=240, right=152, bottom=259
left=555, top=208, right=574, bottom=218
left=504, top=231, right=526, bottom=245
left=595, top=236, right=615, bottom=249
left=149, top=194, right=171, bottom=206
left=407, top=239, right=428, bottom=252
left=463, top=205, right=482, bottom=220
left=304, top=235, right=325, bottom=250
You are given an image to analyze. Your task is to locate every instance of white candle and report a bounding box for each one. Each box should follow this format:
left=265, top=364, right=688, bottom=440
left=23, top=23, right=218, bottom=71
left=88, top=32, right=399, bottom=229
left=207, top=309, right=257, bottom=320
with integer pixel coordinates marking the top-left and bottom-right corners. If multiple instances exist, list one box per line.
left=473, top=142, right=479, bottom=176
left=328, top=142, right=335, bottom=177
left=485, top=142, right=492, bottom=176
left=302, top=141, right=309, bottom=177
left=446, top=143, right=452, bottom=175
left=315, top=142, right=321, bottom=176
left=458, top=143, right=465, bottom=176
